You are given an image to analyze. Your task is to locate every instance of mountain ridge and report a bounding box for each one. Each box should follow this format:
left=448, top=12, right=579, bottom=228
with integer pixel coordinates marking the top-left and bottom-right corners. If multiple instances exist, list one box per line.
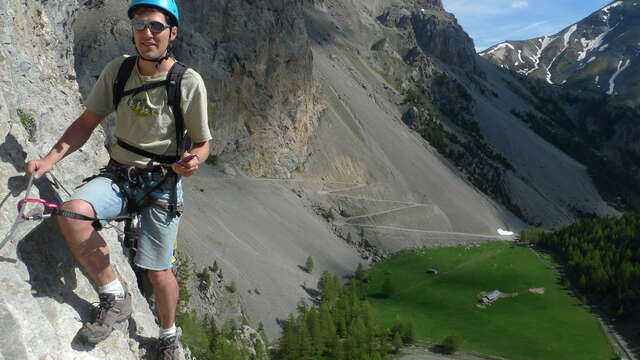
left=480, top=0, right=640, bottom=108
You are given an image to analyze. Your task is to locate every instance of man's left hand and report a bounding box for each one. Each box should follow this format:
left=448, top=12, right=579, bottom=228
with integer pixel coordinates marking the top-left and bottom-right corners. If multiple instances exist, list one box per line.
left=171, top=152, right=199, bottom=177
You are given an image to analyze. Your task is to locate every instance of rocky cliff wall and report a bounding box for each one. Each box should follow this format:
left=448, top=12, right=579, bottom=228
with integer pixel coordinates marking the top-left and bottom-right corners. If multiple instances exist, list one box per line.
left=0, top=1, right=167, bottom=359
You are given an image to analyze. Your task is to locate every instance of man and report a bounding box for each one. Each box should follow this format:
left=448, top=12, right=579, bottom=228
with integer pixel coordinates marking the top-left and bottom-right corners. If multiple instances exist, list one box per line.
left=25, top=0, right=210, bottom=358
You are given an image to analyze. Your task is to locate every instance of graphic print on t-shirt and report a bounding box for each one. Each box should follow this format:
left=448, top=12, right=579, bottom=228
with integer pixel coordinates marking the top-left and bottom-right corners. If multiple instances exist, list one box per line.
left=127, top=93, right=161, bottom=117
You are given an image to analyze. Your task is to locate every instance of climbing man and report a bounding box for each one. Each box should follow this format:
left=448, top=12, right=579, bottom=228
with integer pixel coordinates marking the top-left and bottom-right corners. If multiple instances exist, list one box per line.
left=25, top=0, right=211, bottom=358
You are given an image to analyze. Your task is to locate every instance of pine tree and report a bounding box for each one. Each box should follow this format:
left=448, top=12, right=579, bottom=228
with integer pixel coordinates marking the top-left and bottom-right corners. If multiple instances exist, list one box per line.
left=305, top=255, right=314, bottom=273
left=381, top=277, right=394, bottom=298
left=208, top=316, right=221, bottom=356
left=335, top=340, right=346, bottom=360
left=175, top=253, right=191, bottom=313
left=441, top=334, right=463, bottom=354
left=298, top=318, right=313, bottom=360
left=402, top=321, right=416, bottom=344
left=228, top=280, right=237, bottom=293
left=392, top=331, right=403, bottom=353
left=306, top=308, right=323, bottom=356
left=355, top=263, right=368, bottom=282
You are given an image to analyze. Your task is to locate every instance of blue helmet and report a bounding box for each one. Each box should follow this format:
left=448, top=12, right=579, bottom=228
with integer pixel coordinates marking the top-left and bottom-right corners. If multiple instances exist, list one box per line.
left=128, top=0, right=180, bottom=26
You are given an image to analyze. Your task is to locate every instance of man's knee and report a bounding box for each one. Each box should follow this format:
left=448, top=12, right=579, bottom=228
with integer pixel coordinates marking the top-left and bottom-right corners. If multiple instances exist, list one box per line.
left=58, top=200, right=95, bottom=226
left=147, top=268, right=176, bottom=286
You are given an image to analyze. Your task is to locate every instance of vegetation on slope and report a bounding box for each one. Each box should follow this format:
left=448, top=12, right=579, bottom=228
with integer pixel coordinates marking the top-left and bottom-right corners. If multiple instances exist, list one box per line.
left=273, top=270, right=415, bottom=360
left=175, top=253, right=269, bottom=359
left=522, top=213, right=640, bottom=318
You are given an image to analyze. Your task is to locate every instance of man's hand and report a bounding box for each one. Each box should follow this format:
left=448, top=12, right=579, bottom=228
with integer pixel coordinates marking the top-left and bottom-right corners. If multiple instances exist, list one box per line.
left=171, top=152, right=199, bottom=177
left=25, top=158, right=54, bottom=179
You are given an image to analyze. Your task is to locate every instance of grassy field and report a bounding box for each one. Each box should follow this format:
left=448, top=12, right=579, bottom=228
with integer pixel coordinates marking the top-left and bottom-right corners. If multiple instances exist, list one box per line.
left=365, top=242, right=616, bottom=360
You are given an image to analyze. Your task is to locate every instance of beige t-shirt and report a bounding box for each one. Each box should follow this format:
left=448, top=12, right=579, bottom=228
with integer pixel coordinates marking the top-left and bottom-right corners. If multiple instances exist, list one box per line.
left=85, top=55, right=212, bottom=167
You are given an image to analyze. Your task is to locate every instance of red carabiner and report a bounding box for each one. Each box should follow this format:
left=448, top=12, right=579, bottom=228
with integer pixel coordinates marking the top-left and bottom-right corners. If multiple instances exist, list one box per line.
left=17, top=198, right=60, bottom=220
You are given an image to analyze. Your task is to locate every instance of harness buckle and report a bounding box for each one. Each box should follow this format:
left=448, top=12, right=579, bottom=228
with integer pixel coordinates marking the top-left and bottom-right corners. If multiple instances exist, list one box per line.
left=127, top=167, right=138, bottom=184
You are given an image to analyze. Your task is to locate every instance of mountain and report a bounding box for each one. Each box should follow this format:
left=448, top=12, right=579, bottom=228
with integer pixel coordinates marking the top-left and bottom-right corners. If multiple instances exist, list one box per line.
left=480, top=0, right=640, bottom=108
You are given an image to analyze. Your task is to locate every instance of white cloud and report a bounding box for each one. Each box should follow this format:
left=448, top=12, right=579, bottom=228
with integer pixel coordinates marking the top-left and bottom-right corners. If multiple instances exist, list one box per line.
left=516, top=20, right=548, bottom=33
left=511, top=1, right=529, bottom=8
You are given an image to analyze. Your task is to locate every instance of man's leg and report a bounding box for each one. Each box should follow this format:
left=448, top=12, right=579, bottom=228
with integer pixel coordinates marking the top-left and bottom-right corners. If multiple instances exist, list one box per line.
left=60, top=177, right=132, bottom=344
left=58, top=200, right=116, bottom=287
left=150, top=269, right=180, bottom=359
left=135, top=178, right=183, bottom=358
left=147, top=269, right=179, bottom=329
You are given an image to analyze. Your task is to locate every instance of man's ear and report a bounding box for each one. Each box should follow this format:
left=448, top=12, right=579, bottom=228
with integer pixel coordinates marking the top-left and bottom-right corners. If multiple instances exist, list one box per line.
left=170, top=27, right=178, bottom=41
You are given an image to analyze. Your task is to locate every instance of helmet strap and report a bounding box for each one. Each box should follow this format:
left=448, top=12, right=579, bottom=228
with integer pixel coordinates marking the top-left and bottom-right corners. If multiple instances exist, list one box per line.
left=131, top=37, right=174, bottom=69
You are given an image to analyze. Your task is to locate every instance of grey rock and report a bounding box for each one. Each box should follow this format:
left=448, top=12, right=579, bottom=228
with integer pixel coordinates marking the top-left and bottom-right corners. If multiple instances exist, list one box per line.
left=223, top=163, right=236, bottom=176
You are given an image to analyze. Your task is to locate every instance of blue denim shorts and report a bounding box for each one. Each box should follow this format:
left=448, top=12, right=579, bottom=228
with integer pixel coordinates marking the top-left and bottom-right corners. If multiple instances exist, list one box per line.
left=68, top=172, right=183, bottom=271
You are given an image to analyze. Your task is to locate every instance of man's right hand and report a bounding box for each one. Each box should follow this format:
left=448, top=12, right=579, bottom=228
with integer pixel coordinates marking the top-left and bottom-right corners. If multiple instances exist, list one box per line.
left=25, top=159, right=54, bottom=179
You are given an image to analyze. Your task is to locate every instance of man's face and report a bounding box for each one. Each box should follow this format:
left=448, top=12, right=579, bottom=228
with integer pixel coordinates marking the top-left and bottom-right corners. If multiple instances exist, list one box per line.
left=131, top=10, right=177, bottom=60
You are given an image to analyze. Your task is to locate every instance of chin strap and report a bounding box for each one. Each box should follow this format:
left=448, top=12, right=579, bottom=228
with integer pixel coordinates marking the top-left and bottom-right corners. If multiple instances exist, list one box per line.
left=139, top=53, right=170, bottom=68
left=132, top=37, right=174, bottom=68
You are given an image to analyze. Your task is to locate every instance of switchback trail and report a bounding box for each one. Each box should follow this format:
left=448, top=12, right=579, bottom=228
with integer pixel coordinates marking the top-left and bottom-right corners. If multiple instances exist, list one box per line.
left=244, top=177, right=515, bottom=241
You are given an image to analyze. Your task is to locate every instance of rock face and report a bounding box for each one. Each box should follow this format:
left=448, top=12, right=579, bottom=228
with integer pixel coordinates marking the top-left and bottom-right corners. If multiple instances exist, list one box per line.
left=376, top=3, right=477, bottom=73
left=0, top=1, right=165, bottom=358
left=74, top=0, right=318, bottom=178
left=480, top=0, right=640, bottom=108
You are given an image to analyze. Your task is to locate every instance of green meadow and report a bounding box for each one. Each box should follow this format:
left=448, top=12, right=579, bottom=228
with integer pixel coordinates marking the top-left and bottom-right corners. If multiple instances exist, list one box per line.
left=365, top=242, right=617, bottom=360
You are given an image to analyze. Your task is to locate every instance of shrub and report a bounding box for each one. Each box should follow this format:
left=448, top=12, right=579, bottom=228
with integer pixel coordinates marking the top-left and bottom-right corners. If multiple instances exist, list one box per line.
left=440, top=334, right=463, bottom=354
left=227, top=280, right=237, bottom=293
left=381, top=277, right=394, bottom=298
left=205, top=154, right=218, bottom=166
left=201, top=268, right=211, bottom=288
left=17, top=108, right=37, bottom=142
left=305, top=256, right=314, bottom=273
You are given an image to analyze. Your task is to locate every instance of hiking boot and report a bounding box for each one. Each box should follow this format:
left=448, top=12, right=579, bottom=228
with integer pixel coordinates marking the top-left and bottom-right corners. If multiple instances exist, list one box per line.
left=158, top=334, right=180, bottom=360
left=79, top=292, right=132, bottom=344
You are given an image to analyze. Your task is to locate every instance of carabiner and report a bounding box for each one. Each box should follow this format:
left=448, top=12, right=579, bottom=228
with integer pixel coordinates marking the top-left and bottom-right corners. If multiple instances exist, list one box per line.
left=17, top=198, right=59, bottom=220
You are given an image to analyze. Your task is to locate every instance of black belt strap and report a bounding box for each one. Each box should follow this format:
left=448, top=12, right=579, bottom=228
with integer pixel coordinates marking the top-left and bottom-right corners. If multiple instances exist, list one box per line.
left=121, top=80, right=169, bottom=98
left=116, top=138, right=180, bottom=164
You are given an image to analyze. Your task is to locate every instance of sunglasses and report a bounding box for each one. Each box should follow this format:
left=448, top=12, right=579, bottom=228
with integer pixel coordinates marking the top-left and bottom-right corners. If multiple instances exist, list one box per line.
left=130, top=18, right=172, bottom=33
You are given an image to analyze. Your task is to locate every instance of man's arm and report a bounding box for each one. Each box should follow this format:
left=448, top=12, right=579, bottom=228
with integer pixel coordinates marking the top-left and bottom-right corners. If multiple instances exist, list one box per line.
left=25, top=109, right=105, bottom=178
left=171, top=140, right=210, bottom=177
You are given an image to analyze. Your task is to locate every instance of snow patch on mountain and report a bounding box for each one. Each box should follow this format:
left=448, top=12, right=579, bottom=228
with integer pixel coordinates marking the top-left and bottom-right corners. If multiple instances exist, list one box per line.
left=577, top=25, right=616, bottom=61
left=526, top=36, right=555, bottom=77
left=600, top=1, right=623, bottom=24
left=546, top=25, right=578, bottom=84
left=602, top=1, right=623, bottom=15
left=607, top=58, right=631, bottom=95
left=588, top=56, right=597, bottom=63
left=563, top=24, right=577, bottom=48
left=483, top=42, right=515, bottom=58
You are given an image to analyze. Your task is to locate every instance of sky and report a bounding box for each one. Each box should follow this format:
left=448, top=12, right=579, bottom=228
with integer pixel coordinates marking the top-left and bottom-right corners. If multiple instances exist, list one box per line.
left=441, top=0, right=614, bottom=52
